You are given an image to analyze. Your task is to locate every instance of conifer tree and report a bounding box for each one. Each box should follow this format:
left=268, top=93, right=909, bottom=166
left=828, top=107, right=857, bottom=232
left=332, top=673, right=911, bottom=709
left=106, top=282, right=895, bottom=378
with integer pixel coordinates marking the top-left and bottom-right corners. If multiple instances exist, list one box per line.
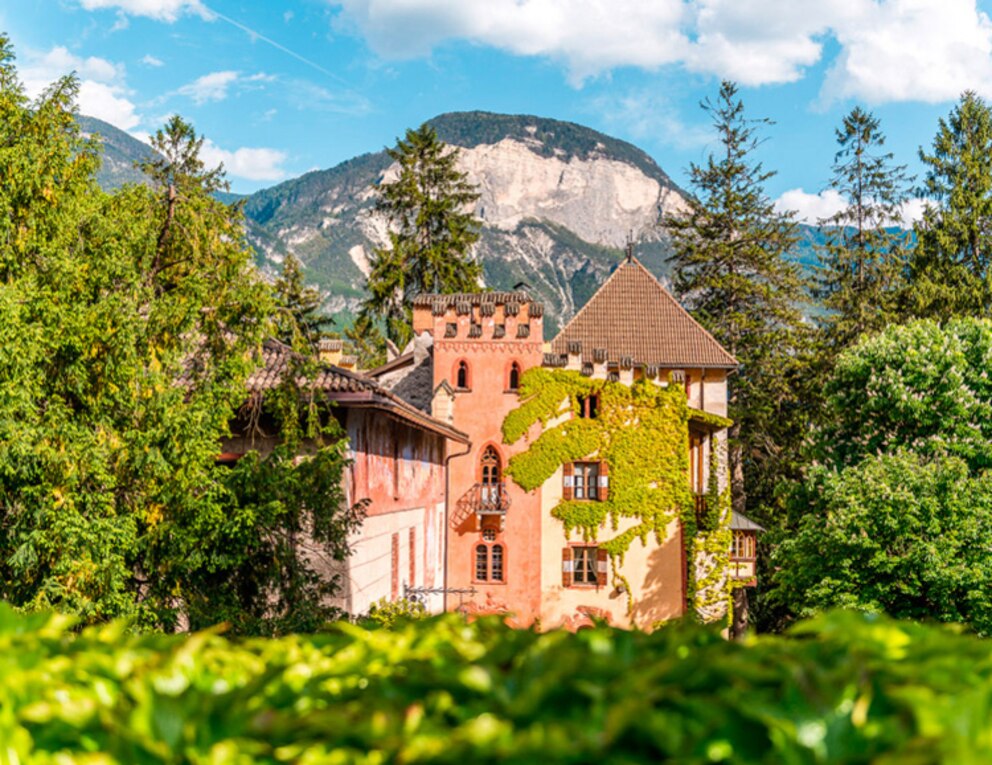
left=817, top=107, right=910, bottom=349
left=360, top=124, right=482, bottom=347
left=665, top=81, right=808, bottom=519
left=273, top=253, right=333, bottom=351
left=906, top=91, right=992, bottom=317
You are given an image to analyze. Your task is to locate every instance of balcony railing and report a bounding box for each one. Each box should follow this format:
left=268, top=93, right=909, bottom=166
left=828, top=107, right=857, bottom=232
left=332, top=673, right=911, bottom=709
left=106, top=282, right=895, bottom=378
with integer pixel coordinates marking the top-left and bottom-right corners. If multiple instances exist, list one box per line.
left=468, top=482, right=510, bottom=515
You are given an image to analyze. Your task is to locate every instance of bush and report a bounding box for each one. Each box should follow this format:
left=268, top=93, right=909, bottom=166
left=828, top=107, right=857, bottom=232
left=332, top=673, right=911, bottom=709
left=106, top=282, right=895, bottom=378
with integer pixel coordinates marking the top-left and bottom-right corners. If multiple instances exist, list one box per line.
left=362, top=596, right=428, bottom=628
left=5, top=604, right=992, bottom=762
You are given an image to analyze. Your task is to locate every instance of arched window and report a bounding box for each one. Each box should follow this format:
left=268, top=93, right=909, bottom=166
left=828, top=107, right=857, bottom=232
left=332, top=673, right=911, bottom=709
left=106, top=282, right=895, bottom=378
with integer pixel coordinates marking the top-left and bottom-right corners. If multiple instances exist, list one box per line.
left=508, top=362, right=521, bottom=391
left=456, top=360, right=469, bottom=389
left=480, top=446, right=501, bottom=510
left=491, top=544, right=504, bottom=581
left=474, top=540, right=505, bottom=582
left=475, top=545, right=489, bottom=581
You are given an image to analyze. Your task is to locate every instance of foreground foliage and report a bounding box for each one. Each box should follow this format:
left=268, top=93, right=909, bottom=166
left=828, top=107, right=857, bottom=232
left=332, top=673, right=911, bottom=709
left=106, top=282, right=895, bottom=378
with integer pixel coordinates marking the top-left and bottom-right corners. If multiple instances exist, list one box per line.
left=6, top=606, right=992, bottom=763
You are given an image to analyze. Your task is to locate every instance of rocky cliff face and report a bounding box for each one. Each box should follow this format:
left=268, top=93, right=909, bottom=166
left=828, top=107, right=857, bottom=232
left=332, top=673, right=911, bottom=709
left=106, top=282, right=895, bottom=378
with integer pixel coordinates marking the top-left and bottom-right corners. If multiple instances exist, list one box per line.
left=244, top=112, right=689, bottom=335
left=78, top=111, right=690, bottom=336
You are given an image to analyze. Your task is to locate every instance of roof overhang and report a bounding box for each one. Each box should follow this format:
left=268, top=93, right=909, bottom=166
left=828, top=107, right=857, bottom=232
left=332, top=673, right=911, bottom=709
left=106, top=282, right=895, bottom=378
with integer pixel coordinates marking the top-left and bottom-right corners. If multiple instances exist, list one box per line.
left=330, top=391, right=470, bottom=445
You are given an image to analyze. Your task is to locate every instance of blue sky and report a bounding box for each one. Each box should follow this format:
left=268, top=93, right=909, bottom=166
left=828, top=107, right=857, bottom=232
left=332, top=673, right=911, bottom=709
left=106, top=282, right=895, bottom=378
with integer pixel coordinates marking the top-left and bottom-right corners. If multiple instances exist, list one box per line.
left=5, top=0, right=992, bottom=223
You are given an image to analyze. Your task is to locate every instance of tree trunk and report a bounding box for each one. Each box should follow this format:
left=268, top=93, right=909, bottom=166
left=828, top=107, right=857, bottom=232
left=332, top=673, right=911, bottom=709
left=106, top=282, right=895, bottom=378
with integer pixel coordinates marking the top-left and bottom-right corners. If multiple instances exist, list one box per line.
left=731, top=587, right=750, bottom=639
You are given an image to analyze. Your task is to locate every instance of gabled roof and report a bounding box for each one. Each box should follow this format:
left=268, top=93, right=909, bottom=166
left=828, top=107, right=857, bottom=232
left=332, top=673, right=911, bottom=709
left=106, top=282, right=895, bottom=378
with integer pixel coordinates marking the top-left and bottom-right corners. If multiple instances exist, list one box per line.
left=551, top=258, right=737, bottom=369
left=244, top=339, right=468, bottom=443
left=730, top=511, right=765, bottom=532
left=246, top=339, right=376, bottom=393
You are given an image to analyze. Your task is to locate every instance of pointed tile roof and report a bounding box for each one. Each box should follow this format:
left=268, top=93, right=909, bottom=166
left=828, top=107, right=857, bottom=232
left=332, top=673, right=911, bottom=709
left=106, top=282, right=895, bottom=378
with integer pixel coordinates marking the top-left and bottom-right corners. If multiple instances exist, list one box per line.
left=551, top=258, right=737, bottom=369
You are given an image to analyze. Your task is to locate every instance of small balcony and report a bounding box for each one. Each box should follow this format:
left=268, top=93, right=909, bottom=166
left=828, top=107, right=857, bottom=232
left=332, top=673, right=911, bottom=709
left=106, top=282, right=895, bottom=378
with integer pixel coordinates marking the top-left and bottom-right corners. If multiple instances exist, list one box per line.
left=470, top=482, right=510, bottom=515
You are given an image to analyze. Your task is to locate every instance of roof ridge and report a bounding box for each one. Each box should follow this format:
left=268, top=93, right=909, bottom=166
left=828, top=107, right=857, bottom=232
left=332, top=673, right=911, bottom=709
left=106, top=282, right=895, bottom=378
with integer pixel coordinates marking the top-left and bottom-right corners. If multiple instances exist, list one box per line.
left=629, top=258, right=738, bottom=367
left=551, top=257, right=631, bottom=348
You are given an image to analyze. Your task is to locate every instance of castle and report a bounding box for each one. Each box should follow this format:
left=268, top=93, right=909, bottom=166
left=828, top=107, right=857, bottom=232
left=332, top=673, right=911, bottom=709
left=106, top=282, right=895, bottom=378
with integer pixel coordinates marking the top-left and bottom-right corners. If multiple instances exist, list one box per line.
left=228, top=257, right=759, bottom=629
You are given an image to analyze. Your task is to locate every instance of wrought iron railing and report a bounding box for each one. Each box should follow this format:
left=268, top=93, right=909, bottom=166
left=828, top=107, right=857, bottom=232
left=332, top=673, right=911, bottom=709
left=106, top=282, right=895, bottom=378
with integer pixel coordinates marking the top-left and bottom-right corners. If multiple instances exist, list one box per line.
left=468, top=482, right=510, bottom=515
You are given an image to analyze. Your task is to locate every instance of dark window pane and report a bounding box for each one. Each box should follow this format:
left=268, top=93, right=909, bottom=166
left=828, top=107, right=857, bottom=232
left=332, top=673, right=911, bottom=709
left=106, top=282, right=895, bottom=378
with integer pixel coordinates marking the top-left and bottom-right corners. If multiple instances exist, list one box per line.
left=475, top=545, right=488, bottom=580
left=492, top=544, right=504, bottom=581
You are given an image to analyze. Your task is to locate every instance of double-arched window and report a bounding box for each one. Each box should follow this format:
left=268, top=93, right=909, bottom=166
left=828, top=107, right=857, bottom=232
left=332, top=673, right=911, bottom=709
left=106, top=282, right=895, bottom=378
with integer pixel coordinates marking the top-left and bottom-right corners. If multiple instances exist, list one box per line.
left=475, top=537, right=504, bottom=581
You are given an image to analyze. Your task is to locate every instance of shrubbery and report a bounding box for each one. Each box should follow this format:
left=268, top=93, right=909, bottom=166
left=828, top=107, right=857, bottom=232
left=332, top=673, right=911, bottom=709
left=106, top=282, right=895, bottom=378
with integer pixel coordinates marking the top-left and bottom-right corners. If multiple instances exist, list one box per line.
left=5, top=604, right=992, bottom=762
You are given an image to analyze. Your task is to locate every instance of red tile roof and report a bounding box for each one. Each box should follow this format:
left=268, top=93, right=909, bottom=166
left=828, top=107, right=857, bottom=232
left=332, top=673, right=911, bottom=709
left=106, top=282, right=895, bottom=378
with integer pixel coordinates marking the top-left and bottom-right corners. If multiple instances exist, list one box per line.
left=244, top=339, right=468, bottom=443
left=551, top=258, right=737, bottom=369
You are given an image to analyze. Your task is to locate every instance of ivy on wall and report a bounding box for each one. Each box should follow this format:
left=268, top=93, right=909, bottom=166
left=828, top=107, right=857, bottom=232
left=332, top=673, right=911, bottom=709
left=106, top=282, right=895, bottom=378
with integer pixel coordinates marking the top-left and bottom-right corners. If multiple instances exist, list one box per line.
left=502, top=368, right=733, bottom=618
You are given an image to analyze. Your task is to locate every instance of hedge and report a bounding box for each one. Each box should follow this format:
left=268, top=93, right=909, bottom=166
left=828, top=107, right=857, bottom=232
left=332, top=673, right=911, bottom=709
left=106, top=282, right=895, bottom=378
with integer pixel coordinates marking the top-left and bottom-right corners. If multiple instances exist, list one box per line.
left=4, top=605, right=992, bottom=763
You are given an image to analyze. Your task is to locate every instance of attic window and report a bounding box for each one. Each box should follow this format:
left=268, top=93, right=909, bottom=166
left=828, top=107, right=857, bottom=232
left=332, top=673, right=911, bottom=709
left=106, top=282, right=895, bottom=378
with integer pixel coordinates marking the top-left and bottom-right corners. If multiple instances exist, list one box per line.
left=445, top=323, right=457, bottom=338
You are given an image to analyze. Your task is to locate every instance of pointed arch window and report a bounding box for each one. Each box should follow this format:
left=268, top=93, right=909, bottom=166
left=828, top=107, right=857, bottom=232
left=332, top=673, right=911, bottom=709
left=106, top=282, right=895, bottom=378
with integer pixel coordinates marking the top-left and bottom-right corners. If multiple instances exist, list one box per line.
left=508, top=361, right=521, bottom=391
left=480, top=446, right=502, bottom=510
left=456, top=360, right=470, bottom=390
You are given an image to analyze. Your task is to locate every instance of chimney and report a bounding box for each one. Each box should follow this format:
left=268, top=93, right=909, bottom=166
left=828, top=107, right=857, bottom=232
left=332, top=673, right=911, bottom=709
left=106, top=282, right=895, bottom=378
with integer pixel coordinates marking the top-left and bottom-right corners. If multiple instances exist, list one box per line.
left=318, top=338, right=344, bottom=365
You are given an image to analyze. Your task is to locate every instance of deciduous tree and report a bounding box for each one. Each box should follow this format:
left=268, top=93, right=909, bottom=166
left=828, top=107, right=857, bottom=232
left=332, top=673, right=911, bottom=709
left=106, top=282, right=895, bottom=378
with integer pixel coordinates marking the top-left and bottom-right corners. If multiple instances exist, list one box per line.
left=0, top=39, right=360, bottom=633
left=770, top=451, right=992, bottom=635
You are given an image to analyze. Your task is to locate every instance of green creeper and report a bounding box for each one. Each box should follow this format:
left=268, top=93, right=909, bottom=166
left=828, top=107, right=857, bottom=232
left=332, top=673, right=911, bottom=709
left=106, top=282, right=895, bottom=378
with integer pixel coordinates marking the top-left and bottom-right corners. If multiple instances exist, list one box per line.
left=665, top=81, right=810, bottom=523
left=816, top=107, right=911, bottom=350
left=906, top=91, right=992, bottom=317
left=360, top=123, right=482, bottom=348
left=503, top=368, right=733, bottom=618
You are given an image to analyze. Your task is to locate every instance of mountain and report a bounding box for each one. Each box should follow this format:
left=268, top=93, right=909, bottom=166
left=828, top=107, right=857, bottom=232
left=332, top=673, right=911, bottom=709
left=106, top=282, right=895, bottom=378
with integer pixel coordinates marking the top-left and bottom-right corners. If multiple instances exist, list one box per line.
left=243, top=112, right=691, bottom=335
left=77, top=115, right=156, bottom=189
left=79, top=111, right=826, bottom=338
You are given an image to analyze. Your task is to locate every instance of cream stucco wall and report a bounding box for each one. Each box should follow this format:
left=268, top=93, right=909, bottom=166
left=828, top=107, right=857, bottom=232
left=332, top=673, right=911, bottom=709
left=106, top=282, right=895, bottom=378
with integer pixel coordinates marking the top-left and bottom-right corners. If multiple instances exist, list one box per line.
left=538, top=465, right=685, bottom=630
left=326, top=501, right=447, bottom=616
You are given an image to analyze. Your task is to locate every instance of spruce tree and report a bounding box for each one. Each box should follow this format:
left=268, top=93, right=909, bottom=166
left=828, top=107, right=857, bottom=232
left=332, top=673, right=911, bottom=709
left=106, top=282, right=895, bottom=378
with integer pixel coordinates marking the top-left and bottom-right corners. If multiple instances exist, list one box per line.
left=665, top=81, right=808, bottom=520
left=360, top=123, right=482, bottom=347
left=906, top=91, right=992, bottom=317
left=817, top=107, right=910, bottom=349
left=273, top=253, right=333, bottom=351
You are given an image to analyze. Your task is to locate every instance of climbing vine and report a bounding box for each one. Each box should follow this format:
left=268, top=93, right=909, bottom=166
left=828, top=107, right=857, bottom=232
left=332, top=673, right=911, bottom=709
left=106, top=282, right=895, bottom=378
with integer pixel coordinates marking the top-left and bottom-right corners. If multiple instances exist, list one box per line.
left=502, top=368, right=733, bottom=618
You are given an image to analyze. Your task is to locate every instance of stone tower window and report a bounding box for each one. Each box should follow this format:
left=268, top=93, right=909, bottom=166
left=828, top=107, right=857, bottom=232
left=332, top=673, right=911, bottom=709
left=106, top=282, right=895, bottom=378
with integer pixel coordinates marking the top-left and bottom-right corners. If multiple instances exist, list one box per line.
left=508, top=361, right=521, bottom=391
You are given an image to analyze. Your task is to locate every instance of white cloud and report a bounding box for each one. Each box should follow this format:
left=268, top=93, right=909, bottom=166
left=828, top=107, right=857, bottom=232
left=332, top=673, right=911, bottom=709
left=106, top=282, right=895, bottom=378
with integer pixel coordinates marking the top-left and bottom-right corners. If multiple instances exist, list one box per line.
left=141, top=54, right=164, bottom=67
left=77, top=80, right=142, bottom=129
left=774, top=188, right=847, bottom=223
left=332, top=0, right=992, bottom=102
left=199, top=139, right=289, bottom=181
left=77, top=0, right=206, bottom=22
left=177, top=70, right=240, bottom=104
left=822, top=0, right=992, bottom=104
left=898, top=197, right=927, bottom=226
left=20, top=46, right=141, bottom=130
left=177, top=70, right=274, bottom=105
left=775, top=187, right=928, bottom=227
left=334, top=0, right=691, bottom=85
